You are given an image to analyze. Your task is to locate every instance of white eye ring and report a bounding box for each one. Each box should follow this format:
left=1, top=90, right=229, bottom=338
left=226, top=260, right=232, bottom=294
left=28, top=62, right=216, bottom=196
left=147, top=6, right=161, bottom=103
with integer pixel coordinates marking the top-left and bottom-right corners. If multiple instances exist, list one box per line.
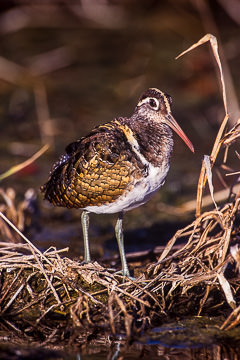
left=148, top=97, right=159, bottom=110
left=138, top=97, right=160, bottom=110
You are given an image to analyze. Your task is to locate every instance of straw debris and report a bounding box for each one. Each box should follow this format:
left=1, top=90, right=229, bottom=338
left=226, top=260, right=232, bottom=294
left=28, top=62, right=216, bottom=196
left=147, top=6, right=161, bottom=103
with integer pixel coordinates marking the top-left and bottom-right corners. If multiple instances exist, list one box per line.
left=0, top=186, right=240, bottom=339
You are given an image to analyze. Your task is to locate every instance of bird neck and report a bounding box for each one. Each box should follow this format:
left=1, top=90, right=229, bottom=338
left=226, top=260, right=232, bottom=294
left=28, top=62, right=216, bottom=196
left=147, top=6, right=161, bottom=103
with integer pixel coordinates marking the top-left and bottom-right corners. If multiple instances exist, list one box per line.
left=126, top=115, right=173, bottom=167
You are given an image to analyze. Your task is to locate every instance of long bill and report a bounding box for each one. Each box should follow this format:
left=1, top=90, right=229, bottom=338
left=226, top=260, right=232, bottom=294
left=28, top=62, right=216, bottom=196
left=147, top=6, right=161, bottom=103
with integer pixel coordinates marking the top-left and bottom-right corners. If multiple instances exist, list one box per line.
left=165, top=114, right=194, bottom=153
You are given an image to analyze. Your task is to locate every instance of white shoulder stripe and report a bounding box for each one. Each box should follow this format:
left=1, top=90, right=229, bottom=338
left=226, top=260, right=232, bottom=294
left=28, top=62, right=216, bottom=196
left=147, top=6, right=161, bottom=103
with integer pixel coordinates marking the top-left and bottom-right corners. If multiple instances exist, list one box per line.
left=117, top=123, right=149, bottom=166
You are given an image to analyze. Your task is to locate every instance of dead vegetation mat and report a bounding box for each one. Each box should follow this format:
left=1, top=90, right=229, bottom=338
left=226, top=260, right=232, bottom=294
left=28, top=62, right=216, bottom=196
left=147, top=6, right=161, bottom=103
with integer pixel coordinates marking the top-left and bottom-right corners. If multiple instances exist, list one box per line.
left=0, top=192, right=240, bottom=344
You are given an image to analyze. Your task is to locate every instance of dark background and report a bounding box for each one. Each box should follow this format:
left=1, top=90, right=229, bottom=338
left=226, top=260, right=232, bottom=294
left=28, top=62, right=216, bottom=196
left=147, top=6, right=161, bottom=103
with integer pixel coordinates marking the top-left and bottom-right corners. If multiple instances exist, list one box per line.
left=0, top=0, right=239, bottom=258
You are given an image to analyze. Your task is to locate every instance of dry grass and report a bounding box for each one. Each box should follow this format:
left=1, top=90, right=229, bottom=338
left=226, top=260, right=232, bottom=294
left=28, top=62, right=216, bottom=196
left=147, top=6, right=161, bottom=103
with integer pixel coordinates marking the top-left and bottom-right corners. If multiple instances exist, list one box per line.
left=0, top=191, right=239, bottom=340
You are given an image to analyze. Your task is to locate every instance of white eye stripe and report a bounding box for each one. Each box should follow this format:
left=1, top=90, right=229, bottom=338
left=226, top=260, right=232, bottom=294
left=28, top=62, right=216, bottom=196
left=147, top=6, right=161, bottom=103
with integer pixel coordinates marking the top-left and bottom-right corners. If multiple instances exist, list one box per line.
left=137, top=97, right=160, bottom=110
left=153, top=89, right=171, bottom=113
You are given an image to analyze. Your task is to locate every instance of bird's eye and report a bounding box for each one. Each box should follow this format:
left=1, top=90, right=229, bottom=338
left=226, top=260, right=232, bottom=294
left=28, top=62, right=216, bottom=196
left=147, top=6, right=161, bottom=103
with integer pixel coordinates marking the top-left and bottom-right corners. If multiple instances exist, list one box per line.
left=148, top=98, right=159, bottom=110
left=137, top=96, right=160, bottom=110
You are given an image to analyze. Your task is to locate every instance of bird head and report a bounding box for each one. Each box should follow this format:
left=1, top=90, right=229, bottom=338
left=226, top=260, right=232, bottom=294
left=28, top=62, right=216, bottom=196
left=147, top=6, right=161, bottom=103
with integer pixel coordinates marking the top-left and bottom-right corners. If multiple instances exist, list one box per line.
left=135, top=88, right=194, bottom=153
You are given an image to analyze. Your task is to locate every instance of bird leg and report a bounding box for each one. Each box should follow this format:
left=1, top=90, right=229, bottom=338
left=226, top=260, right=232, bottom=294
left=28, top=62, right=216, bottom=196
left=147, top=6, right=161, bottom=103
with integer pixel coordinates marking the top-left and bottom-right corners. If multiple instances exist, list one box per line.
left=115, top=212, right=130, bottom=277
left=81, top=210, right=91, bottom=263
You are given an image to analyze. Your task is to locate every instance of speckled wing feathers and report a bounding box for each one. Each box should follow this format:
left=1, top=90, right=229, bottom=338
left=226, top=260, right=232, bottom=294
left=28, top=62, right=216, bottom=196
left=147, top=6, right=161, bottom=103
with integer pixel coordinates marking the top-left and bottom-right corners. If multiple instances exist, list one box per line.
left=41, top=119, right=145, bottom=209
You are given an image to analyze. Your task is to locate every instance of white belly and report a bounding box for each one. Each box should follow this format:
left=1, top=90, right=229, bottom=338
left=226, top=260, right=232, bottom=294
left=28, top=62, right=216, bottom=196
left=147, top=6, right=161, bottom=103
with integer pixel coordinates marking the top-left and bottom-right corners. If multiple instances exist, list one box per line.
left=84, top=164, right=169, bottom=214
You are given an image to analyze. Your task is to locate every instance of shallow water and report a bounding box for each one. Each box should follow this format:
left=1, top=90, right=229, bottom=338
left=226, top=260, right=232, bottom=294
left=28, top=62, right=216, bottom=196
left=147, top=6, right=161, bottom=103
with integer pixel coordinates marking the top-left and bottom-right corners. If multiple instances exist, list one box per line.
left=1, top=319, right=240, bottom=360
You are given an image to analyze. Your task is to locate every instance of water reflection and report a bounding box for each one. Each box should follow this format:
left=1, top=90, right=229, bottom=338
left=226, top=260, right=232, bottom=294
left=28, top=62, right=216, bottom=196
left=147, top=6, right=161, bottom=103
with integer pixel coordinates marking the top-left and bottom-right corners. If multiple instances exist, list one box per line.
left=0, top=341, right=239, bottom=360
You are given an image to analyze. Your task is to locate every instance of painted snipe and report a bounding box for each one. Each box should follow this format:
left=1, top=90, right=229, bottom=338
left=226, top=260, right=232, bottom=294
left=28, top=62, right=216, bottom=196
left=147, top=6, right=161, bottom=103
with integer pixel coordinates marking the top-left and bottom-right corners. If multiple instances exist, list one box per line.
left=41, top=88, right=194, bottom=277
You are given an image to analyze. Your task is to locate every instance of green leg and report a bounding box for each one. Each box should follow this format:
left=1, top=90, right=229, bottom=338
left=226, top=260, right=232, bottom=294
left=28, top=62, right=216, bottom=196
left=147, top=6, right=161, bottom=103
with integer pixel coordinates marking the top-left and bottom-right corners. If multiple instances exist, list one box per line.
left=115, top=212, right=130, bottom=277
left=81, top=210, right=91, bottom=263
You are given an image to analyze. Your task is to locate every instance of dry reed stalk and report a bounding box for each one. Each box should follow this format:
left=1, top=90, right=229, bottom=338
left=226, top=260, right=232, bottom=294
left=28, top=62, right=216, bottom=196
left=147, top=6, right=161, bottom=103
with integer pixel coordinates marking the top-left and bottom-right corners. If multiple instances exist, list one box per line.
left=176, top=34, right=229, bottom=217
left=0, top=144, right=49, bottom=182
left=220, top=304, right=240, bottom=331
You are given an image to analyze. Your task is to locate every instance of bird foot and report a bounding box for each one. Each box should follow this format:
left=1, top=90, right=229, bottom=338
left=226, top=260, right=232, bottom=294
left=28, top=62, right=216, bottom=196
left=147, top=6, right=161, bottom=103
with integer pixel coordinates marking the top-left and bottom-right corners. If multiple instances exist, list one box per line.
left=105, top=267, right=135, bottom=281
left=78, top=259, right=91, bottom=266
left=114, top=270, right=136, bottom=281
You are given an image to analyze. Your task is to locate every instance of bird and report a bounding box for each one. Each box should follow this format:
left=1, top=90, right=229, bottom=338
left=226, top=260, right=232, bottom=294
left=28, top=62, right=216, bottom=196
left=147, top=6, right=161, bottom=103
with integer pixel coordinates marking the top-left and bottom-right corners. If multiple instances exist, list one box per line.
left=41, top=88, right=194, bottom=278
